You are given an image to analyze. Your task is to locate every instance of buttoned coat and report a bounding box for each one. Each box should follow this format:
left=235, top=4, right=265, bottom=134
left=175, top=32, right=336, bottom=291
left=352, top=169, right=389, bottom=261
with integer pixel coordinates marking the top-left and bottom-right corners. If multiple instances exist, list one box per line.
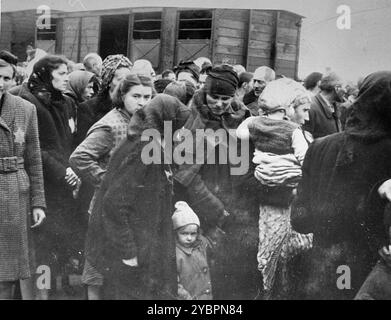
left=176, top=236, right=213, bottom=300
left=0, top=93, right=46, bottom=281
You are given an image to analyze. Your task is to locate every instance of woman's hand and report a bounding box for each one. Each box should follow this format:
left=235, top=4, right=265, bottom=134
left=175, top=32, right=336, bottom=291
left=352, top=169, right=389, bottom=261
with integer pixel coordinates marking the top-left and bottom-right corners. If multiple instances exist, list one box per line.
left=65, top=167, right=79, bottom=187
left=31, top=208, right=46, bottom=228
left=122, top=257, right=138, bottom=267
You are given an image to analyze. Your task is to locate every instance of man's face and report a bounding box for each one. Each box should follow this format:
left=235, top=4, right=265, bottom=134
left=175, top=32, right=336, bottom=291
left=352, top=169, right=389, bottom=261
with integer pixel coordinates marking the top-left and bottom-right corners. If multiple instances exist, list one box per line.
left=333, top=84, right=346, bottom=103
left=0, top=65, right=14, bottom=98
left=164, top=72, right=176, bottom=81
left=253, top=78, right=267, bottom=96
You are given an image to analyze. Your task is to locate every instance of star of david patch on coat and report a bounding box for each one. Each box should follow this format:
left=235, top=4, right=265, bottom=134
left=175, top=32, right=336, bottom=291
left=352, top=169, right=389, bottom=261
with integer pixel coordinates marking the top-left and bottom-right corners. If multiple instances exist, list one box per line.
left=14, top=127, right=25, bottom=145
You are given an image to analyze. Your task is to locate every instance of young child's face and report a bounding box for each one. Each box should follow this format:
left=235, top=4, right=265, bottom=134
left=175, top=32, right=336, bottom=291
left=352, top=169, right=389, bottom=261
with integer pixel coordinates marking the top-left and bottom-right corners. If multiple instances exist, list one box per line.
left=176, top=224, right=199, bottom=248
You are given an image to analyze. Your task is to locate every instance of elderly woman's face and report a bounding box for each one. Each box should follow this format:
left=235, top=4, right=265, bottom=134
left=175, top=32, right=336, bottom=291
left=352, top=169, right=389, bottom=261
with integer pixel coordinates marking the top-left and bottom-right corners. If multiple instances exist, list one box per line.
left=82, top=82, right=95, bottom=101
left=292, top=102, right=311, bottom=125
left=51, top=64, right=69, bottom=92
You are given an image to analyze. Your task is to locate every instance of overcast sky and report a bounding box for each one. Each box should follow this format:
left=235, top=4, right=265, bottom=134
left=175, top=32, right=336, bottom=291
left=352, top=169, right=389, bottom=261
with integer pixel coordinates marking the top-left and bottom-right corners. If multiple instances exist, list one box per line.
left=2, top=0, right=391, bottom=82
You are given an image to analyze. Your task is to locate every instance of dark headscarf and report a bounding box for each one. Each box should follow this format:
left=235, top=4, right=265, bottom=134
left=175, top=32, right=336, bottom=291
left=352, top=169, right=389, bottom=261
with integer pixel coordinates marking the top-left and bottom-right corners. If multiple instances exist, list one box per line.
left=205, top=64, right=239, bottom=97
left=174, top=60, right=200, bottom=82
left=65, top=70, right=96, bottom=103
left=345, top=71, right=391, bottom=142
left=128, top=94, right=190, bottom=138
left=27, top=55, right=68, bottom=103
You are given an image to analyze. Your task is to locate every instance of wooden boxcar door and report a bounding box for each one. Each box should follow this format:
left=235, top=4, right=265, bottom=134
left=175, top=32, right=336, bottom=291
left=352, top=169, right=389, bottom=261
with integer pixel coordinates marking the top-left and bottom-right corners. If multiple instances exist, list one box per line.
left=130, top=11, right=162, bottom=71
left=175, top=9, right=213, bottom=64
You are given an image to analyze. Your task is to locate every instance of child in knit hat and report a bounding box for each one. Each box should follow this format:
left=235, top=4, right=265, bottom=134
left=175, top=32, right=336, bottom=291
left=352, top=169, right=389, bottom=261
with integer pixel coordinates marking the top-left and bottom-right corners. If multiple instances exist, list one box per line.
left=172, top=201, right=213, bottom=300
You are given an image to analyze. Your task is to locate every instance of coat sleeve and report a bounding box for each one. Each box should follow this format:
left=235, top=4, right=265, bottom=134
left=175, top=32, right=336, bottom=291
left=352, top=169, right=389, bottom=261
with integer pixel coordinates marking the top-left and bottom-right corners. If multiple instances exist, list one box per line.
left=24, top=104, right=46, bottom=209
left=35, top=105, right=68, bottom=184
left=175, top=170, right=225, bottom=231
left=69, top=126, right=114, bottom=187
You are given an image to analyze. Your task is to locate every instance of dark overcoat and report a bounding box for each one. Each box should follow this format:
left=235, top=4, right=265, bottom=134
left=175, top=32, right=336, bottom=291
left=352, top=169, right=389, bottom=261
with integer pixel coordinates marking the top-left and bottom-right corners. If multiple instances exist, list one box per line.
left=174, top=90, right=261, bottom=299
left=303, top=93, right=341, bottom=139
left=292, top=132, right=391, bottom=299
left=85, top=95, right=189, bottom=299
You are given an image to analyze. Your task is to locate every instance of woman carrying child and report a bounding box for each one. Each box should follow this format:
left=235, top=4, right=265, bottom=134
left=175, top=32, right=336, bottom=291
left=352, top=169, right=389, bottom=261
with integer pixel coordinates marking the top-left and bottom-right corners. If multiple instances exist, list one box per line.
left=236, top=78, right=313, bottom=299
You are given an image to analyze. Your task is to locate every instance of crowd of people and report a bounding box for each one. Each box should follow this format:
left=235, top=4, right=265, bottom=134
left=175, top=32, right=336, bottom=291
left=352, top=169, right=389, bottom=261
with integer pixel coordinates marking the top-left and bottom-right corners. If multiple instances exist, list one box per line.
left=0, top=46, right=391, bottom=300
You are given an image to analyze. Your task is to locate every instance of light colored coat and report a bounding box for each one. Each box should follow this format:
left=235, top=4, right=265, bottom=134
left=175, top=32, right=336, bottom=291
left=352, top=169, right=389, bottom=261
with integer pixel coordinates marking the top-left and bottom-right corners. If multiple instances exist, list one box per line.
left=0, top=93, right=45, bottom=281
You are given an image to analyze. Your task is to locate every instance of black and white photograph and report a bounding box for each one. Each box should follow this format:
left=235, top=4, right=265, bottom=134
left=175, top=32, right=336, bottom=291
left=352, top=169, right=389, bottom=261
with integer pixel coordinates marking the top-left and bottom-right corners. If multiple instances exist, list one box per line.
left=1, top=0, right=391, bottom=305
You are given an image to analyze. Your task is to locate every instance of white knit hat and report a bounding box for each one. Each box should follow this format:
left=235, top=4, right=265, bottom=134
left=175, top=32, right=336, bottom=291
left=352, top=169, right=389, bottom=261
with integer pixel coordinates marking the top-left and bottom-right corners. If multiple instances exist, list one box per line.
left=172, top=201, right=200, bottom=230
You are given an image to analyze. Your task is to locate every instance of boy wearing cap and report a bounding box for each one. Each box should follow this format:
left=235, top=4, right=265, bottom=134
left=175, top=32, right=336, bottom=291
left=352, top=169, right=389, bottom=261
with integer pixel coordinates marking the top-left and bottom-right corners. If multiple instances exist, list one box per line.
left=172, top=201, right=213, bottom=300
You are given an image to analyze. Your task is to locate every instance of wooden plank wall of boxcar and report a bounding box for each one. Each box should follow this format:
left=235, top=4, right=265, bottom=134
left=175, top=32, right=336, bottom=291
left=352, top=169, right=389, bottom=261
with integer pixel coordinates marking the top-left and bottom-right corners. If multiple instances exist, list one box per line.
left=212, top=9, right=249, bottom=66
left=246, top=10, right=275, bottom=73
left=161, top=8, right=178, bottom=72
left=274, top=11, right=301, bottom=79
left=61, top=16, right=100, bottom=62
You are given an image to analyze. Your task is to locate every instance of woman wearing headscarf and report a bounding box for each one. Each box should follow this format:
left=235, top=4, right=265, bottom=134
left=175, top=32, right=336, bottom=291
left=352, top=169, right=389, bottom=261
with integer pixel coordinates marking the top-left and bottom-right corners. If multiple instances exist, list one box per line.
left=70, top=74, right=154, bottom=299
left=12, top=55, right=80, bottom=299
left=85, top=94, right=190, bottom=299
left=75, top=54, right=133, bottom=147
left=291, top=71, right=391, bottom=299
left=65, top=70, right=97, bottom=143
left=236, top=78, right=313, bottom=299
left=173, top=64, right=260, bottom=300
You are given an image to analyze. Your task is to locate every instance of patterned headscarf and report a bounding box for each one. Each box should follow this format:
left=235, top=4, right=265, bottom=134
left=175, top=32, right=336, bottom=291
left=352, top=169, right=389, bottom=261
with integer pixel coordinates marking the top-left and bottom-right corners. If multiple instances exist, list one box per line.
left=100, top=54, right=133, bottom=93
